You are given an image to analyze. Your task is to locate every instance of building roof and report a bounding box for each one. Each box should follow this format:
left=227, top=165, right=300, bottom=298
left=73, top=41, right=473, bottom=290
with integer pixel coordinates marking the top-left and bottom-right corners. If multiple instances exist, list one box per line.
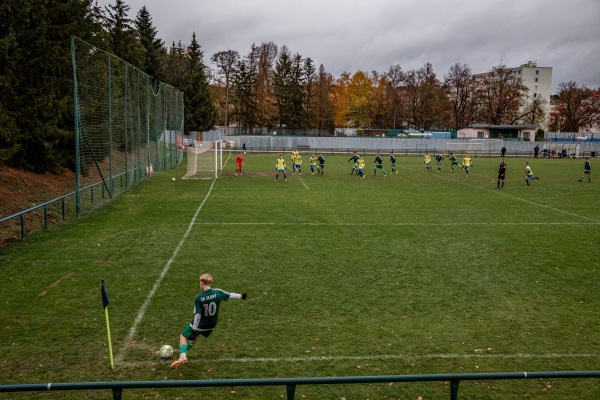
left=467, top=124, right=538, bottom=130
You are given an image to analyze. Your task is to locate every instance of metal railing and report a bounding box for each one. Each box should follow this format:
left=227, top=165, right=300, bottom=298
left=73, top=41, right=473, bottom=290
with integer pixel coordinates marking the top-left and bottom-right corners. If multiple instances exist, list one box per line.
left=0, top=167, right=150, bottom=244
left=0, top=371, right=598, bottom=399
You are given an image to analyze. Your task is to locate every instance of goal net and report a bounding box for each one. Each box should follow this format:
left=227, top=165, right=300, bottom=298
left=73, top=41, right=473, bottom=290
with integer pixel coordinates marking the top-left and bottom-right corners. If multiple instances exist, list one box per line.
left=182, top=140, right=223, bottom=179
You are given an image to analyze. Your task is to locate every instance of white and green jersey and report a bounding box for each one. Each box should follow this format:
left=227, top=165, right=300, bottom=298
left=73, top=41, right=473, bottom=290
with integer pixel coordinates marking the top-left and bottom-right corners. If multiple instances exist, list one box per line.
left=189, top=288, right=231, bottom=333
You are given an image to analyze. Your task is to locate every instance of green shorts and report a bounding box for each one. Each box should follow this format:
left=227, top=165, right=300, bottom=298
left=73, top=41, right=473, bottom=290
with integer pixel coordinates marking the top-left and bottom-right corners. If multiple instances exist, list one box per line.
left=375, top=164, right=384, bottom=169
left=182, top=325, right=212, bottom=340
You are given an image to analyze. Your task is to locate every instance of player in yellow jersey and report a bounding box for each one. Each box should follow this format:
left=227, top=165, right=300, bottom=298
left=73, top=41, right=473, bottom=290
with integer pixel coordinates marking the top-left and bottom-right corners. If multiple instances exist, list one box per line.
left=291, top=149, right=299, bottom=174
left=275, top=154, right=287, bottom=181
left=294, top=154, right=302, bottom=175
left=462, top=154, right=472, bottom=177
left=357, top=156, right=366, bottom=179
left=424, top=153, right=432, bottom=171
left=524, top=162, right=539, bottom=185
left=310, top=154, right=317, bottom=175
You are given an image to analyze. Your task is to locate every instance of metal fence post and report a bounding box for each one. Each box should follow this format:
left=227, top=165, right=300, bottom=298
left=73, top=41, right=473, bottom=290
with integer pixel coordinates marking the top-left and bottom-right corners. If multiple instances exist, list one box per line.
left=112, top=387, right=122, bottom=400
left=286, top=384, right=296, bottom=400
left=450, top=379, right=460, bottom=400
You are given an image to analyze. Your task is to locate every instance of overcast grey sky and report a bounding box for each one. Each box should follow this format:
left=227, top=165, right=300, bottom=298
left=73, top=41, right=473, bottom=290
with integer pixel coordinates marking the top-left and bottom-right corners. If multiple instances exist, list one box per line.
left=98, top=0, right=600, bottom=92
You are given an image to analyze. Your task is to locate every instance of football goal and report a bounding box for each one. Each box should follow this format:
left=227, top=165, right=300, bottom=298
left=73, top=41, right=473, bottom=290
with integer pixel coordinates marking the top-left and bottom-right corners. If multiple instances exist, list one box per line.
left=182, top=140, right=223, bottom=179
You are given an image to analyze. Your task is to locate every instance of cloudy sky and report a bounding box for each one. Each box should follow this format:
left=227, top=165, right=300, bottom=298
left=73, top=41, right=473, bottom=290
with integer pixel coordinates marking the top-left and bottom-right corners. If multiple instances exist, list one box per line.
left=98, top=0, right=600, bottom=92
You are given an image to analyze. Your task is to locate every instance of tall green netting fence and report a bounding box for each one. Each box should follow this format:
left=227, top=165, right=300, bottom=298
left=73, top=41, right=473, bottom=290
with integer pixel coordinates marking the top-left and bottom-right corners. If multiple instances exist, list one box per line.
left=71, top=36, right=184, bottom=214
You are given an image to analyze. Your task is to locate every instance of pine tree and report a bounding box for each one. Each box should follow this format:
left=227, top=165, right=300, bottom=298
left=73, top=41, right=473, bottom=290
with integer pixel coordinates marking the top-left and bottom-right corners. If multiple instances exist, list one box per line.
left=135, top=6, right=165, bottom=80
left=104, top=0, right=143, bottom=68
left=0, top=0, right=101, bottom=171
left=184, top=32, right=217, bottom=133
left=302, top=58, right=317, bottom=130
left=231, top=58, right=257, bottom=133
left=273, top=47, right=293, bottom=129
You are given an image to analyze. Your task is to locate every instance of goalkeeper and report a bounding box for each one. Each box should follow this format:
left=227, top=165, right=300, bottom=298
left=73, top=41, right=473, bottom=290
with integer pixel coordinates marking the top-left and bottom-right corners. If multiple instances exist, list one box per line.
left=170, top=274, right=247, bottom=369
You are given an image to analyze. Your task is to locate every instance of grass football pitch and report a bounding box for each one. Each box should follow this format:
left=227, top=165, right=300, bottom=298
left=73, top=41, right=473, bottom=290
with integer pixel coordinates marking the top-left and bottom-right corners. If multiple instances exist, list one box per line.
left=0, top=153, right=598, bottom=399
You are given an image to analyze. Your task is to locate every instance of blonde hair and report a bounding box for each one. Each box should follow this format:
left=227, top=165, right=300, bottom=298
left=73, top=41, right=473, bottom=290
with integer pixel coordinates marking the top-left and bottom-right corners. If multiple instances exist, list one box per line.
left=200, top=274, right=213, bottom=285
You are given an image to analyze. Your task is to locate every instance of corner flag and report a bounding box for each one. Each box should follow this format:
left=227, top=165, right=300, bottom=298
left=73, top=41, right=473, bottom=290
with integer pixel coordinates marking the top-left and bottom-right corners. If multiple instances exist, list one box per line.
left=101, top=280, right=110, bottom=308
left=101, top=279, right=115, bottom=369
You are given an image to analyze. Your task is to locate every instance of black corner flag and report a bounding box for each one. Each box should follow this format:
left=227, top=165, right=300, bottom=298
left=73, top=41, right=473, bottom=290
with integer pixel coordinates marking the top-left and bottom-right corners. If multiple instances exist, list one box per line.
left=101, top=279, right=110, bottom=308
left=101, top=279, right=114, bottom=368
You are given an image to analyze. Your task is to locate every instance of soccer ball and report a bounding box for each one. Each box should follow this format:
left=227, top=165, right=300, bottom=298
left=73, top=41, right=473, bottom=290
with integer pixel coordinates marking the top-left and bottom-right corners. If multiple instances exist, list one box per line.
left=159, top=344, right=174, bottom=358
left=171, top=177, right=176, bottom=182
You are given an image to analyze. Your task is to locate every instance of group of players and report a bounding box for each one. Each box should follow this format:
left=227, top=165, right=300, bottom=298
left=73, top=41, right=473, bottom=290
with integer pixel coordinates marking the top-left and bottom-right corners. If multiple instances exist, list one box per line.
left=234, top=148, right=591, bottom=186
left=344, top=151, right=473, bottom=179
left=275, top=150, right=326, bottom=181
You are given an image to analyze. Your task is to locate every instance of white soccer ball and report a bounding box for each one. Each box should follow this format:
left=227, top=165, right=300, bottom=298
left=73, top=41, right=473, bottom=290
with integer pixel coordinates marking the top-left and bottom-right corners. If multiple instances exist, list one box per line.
left=159, top=344, right=174, bottom=358
left=171, top=177, right=176, bottom=182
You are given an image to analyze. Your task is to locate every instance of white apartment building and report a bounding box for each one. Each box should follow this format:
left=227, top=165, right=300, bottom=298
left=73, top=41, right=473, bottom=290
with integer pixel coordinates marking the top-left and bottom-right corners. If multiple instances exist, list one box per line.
left=511, top=61, right=553, bottom=124
left=473, top=61, right=553, bottom=130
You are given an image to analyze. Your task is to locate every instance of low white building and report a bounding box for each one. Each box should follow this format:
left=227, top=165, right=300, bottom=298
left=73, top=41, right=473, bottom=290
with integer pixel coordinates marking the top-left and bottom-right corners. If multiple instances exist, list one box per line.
left=458, top=124, right=538, bottom=140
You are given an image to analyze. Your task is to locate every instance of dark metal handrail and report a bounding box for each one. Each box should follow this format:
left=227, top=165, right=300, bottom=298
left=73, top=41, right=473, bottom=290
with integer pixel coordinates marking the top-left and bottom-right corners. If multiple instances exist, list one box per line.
left=0, top=371, right=598, bottom=399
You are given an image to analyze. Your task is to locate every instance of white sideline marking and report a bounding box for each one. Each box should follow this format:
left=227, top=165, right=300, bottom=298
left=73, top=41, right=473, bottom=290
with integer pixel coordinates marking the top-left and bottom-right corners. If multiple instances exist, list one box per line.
left=196, top=222, right=600, bottom=226
left=116, top=155, right=231, bottom=365
left=119, top=353, right=599, bottom=367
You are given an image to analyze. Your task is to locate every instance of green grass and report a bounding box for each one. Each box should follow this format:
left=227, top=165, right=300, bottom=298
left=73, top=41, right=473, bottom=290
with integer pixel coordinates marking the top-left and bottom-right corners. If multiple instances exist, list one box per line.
left=1, top=153, right=599, bottom=399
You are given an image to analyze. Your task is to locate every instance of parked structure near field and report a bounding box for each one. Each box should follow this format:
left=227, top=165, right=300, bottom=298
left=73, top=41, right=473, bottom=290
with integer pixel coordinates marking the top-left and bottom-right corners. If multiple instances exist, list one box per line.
left=457, top=124, right=538, bottom=140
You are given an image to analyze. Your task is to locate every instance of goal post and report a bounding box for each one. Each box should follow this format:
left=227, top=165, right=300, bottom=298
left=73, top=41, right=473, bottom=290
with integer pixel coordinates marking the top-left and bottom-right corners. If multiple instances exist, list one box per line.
left=182, top=140, right=223, bottom=179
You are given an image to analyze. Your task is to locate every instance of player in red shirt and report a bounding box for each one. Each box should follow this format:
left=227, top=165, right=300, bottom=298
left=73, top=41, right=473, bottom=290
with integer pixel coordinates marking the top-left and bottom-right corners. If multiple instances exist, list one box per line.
left=235, top=153, right=244, bottom=176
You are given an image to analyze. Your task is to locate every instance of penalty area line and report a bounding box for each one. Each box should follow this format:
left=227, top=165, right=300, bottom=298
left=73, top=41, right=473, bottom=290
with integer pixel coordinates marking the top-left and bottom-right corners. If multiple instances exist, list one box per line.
left=296, top=174, right=310, bottom=190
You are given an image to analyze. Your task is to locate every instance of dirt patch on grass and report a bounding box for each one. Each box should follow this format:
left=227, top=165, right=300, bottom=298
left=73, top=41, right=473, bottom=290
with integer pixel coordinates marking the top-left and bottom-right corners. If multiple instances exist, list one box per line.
left=0, top=166, right=76, bottom=249
left=39, top=272, right=74, bottom=296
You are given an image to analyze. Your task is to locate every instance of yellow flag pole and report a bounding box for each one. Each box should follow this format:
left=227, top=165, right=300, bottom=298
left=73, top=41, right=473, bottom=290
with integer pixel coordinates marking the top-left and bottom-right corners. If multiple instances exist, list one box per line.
left=105, top=306, right=114, bottom=369
left=101, top=279, right=114, bottom=369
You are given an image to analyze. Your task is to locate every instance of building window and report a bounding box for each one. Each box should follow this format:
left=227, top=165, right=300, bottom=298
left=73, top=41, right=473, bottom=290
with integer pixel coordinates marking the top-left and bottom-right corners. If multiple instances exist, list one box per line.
left=536, top=70, right=539, bottom=75
left=523, top=132, right=530, bottom=140
left=535, top=77, right=538, bottom=82
left=534, top=93, right=537, bottom=98
left=477, top=131, right=484, bottom=139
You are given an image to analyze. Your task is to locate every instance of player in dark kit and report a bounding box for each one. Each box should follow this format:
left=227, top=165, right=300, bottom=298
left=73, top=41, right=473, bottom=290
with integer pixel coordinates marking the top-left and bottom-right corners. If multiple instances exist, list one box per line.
left=578, top=158, right=591, bottom=182
left=435, top=153, right=444, bottom=172
left=449, top=152, right=462, bottom=172
left=373, top=153, right=387, bottom=176
left=317, top=154, right=325, bottom=175
left=348, top=151, right=359, bottom=174
left=497, top=158, right=506, bottom=188
left=170, top=274, right=246, bottom=369
left=390, top=152, right=398, bottom=174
